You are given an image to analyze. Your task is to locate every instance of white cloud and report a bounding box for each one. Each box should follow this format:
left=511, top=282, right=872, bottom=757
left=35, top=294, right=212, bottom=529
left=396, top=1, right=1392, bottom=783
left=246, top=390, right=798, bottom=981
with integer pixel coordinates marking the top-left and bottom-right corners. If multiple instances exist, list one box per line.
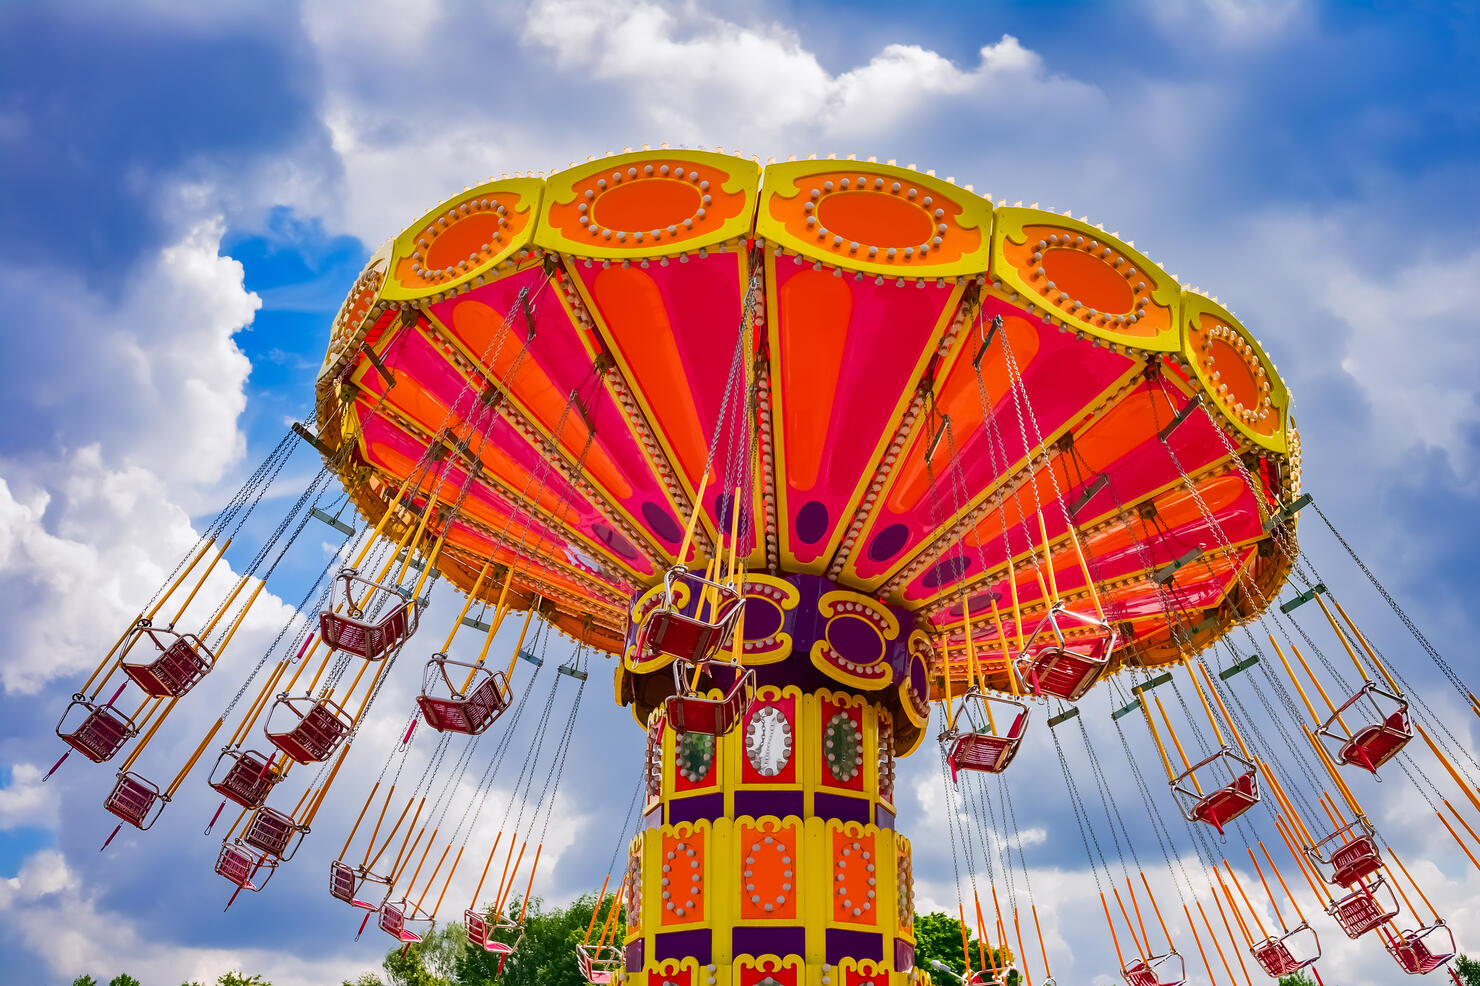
left=1143, top=0, right=1307, bottom=47
left=0, top=765, right=56, bottom=832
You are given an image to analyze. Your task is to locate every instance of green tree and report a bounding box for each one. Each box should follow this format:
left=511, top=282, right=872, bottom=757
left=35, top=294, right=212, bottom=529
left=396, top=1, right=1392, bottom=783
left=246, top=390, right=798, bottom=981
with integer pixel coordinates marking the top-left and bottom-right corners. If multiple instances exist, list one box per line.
left=1455, top=954, right=1480, bottom=986
left=108, top=977, right=141, bottom=986
left=1276, top=975, right=1315, bottom=986
left=341, top=975, right=384, bottom=986
left=382, top=921, right=461, bottom=986
left=218, top=975, right=272, bottom=986
left=911, top=911, right=1017, bottom=985
left=71, top=978, right=98, bottom=986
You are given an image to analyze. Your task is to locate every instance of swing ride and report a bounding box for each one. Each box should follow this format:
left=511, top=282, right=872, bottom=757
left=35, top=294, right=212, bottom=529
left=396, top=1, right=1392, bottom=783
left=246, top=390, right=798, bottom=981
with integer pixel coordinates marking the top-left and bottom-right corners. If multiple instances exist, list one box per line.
left=43, top=147, right=1480, bottom=986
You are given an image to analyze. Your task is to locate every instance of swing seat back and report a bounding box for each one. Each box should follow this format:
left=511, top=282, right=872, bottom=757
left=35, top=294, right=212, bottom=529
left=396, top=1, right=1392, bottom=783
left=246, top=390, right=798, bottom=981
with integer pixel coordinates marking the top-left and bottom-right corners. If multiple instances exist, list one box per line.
left=1308, top=816, right=1382, bottom=887
left=379, top=900, right=432, bottom=944
left=664, top=663, right=755, bottom=736
left=1250, top=924, right=1320, bottom=977
left=1015, top=607, right=1118, bottom=702
left=208, top=748, right=282, bottom=809
left=577, top=943, right=621, bottom=985
left=1189, top=772, right=1258, bottom=833
left=944, top=694, right=1029, bottom=781
left=242, top=805, right=304, bottom=860
left=1172, top=748, right=1259, bottom=835
left=266, top=695, right=352, bottom=763
left=215, top=840, right=275, bottom=891
left=321, top=568, right=419, bottom=661
left=103, top=771, right=166, bottom=830
left=1250, top=939, right=1301, bottom=977
left=1328, top=835, right=1383, bottom=888
left=465, top=909, right=490, bottom=948
left=1327, top=877, right=1399, bottom=939
left=1318, top=681, right=1411, bottom=775
left=57, top=698, right=138, bottom=763
left=417, top=657, right=511, bottom=735
left=1338, top=711, right=1411, bottom=773
left=634, top=567, right=743, bottom=665
left=1387, top=923, right=1456, bottom=975
left=330, top=860, right=387, bottom=910
left=120, top=627, right=215, bottom=698
left=1020, top=646, right=1110, bottom=701
left=1121, top=956, right=1181, bottom=986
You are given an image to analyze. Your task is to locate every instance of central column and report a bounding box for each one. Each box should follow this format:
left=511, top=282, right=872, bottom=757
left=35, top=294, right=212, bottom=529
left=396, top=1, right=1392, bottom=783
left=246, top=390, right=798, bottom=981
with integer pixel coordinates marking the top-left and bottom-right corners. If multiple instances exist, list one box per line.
left=616, top=574, right=935, bottom=986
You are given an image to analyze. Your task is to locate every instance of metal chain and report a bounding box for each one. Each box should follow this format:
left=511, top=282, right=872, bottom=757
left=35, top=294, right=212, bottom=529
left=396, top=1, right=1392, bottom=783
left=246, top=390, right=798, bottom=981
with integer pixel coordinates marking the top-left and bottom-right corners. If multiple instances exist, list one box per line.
left=1312, top=500, right=1475, bottom=699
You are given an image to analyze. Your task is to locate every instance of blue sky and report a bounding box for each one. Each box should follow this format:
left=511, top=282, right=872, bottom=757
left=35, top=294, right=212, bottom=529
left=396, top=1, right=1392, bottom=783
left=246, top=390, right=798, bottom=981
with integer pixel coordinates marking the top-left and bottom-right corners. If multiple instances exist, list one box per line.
left=1, top=1, right=1479, bottom=984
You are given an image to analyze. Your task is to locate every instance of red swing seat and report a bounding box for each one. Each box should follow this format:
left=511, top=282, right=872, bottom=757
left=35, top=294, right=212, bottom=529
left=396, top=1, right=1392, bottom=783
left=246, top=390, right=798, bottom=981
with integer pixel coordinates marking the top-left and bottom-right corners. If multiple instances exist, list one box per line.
left=1122, top=951, right=1185, bottom=986
left=577, top=943, right=622, bottom=985
left=379, top=899, right=434, bottom=944
left=119, top=625, right=215, bottom=698
left=265, top=694, right=353, bottom=763
left=208, top=748, right=283, bottom=809
left=1015, top=605, right=1118, bottom=702
left=633, top=566, right=744, bottom=665
left=663, top=659, right=755, bottom=736
left=242, top=805, right=306, bottom=861
left=319, top=567, right=419, bottom=661
left=1327, top=876, right=1399, bottom=939
left=215, top=840, right=277, bottom=892
left=1386, top=922, right=1456, bottom=975
left=330, top=860, right=391, bottom=910
left=57, top=697, right=138, bottom=763
left=943, top=690, right=1029, bottom=781
left=103, top=771, right=167, bottom=830
left=1307, top=816, right=1383, bottom=888
left=1250, top=923, right=1320, bottom=977
left=1317, top=681, right=1411, bottom=775
left=416, top=655, right=511, bottom=734
left=1171, top=748, right=1260, bottom=835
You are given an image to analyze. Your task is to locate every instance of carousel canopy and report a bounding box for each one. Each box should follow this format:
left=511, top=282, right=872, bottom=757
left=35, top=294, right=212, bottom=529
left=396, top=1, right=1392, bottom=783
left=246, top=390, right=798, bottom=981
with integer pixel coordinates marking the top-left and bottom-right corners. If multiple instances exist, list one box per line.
left=316, top=147, right=1298, bottom=684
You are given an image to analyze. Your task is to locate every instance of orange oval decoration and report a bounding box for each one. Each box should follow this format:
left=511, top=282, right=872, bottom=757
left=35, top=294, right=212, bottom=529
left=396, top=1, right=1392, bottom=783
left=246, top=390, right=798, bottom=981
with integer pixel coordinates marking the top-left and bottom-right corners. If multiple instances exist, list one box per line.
left=815, top=191, right=934, bottom=248
left=1039, top=247, right=1135, bottom=314
left=594, top=178, right=704, bottom=232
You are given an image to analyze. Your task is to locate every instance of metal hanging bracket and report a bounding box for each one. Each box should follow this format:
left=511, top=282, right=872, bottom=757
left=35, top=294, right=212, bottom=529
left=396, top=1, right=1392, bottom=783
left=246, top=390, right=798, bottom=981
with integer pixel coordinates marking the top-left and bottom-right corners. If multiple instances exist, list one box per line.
left=310, top=508, right=355, bottom=536
left=1152, top=547, right=1203, bottom=586
left=1156, top=394, right=1202, bottom=443
left=1280, top=583, right=1326, bottom=614
left=361, top=345, right=396, bottom=391
left=1262, top=493, right=1313, bottom=532
left=1048, top=706, right=1081, bottom=728
left=291, top=421, right=337, bottom=459
left=1069, top=474, right=1110, bottom=517
left=519, top=286, right=537, bottom=341
left=1219, top=655, right=1260, bottom=680
left=971, top=313, right=1003, bottom=370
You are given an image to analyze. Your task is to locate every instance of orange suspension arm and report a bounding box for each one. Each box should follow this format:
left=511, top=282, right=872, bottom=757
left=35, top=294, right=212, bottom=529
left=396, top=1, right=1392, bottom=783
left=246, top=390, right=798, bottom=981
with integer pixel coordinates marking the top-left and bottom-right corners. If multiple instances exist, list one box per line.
left=584, top=874, right=612, bottom=945
left=432, top=844, right=466, bottom=918
left=1184, top=903, right=1223, bottom=986
left=469, top=831, right=504, bottom=911
left=1219, top=864, right=1264, bottom=941
left=517, top=843, right=543, bottom=925
left=364, top=793, right=413, bottom=871
left=1436, top=811, right=1480, bottom=873
left=1100, top=892, right=1127, bottom=971
left=1246, top=850, right=1286, bottom=930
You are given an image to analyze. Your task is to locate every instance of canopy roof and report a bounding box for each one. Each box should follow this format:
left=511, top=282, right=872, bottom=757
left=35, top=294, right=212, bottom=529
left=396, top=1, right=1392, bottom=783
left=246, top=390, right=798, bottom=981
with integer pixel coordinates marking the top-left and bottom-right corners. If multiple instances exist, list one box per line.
left=316, top=148, right=1299, bottom=680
